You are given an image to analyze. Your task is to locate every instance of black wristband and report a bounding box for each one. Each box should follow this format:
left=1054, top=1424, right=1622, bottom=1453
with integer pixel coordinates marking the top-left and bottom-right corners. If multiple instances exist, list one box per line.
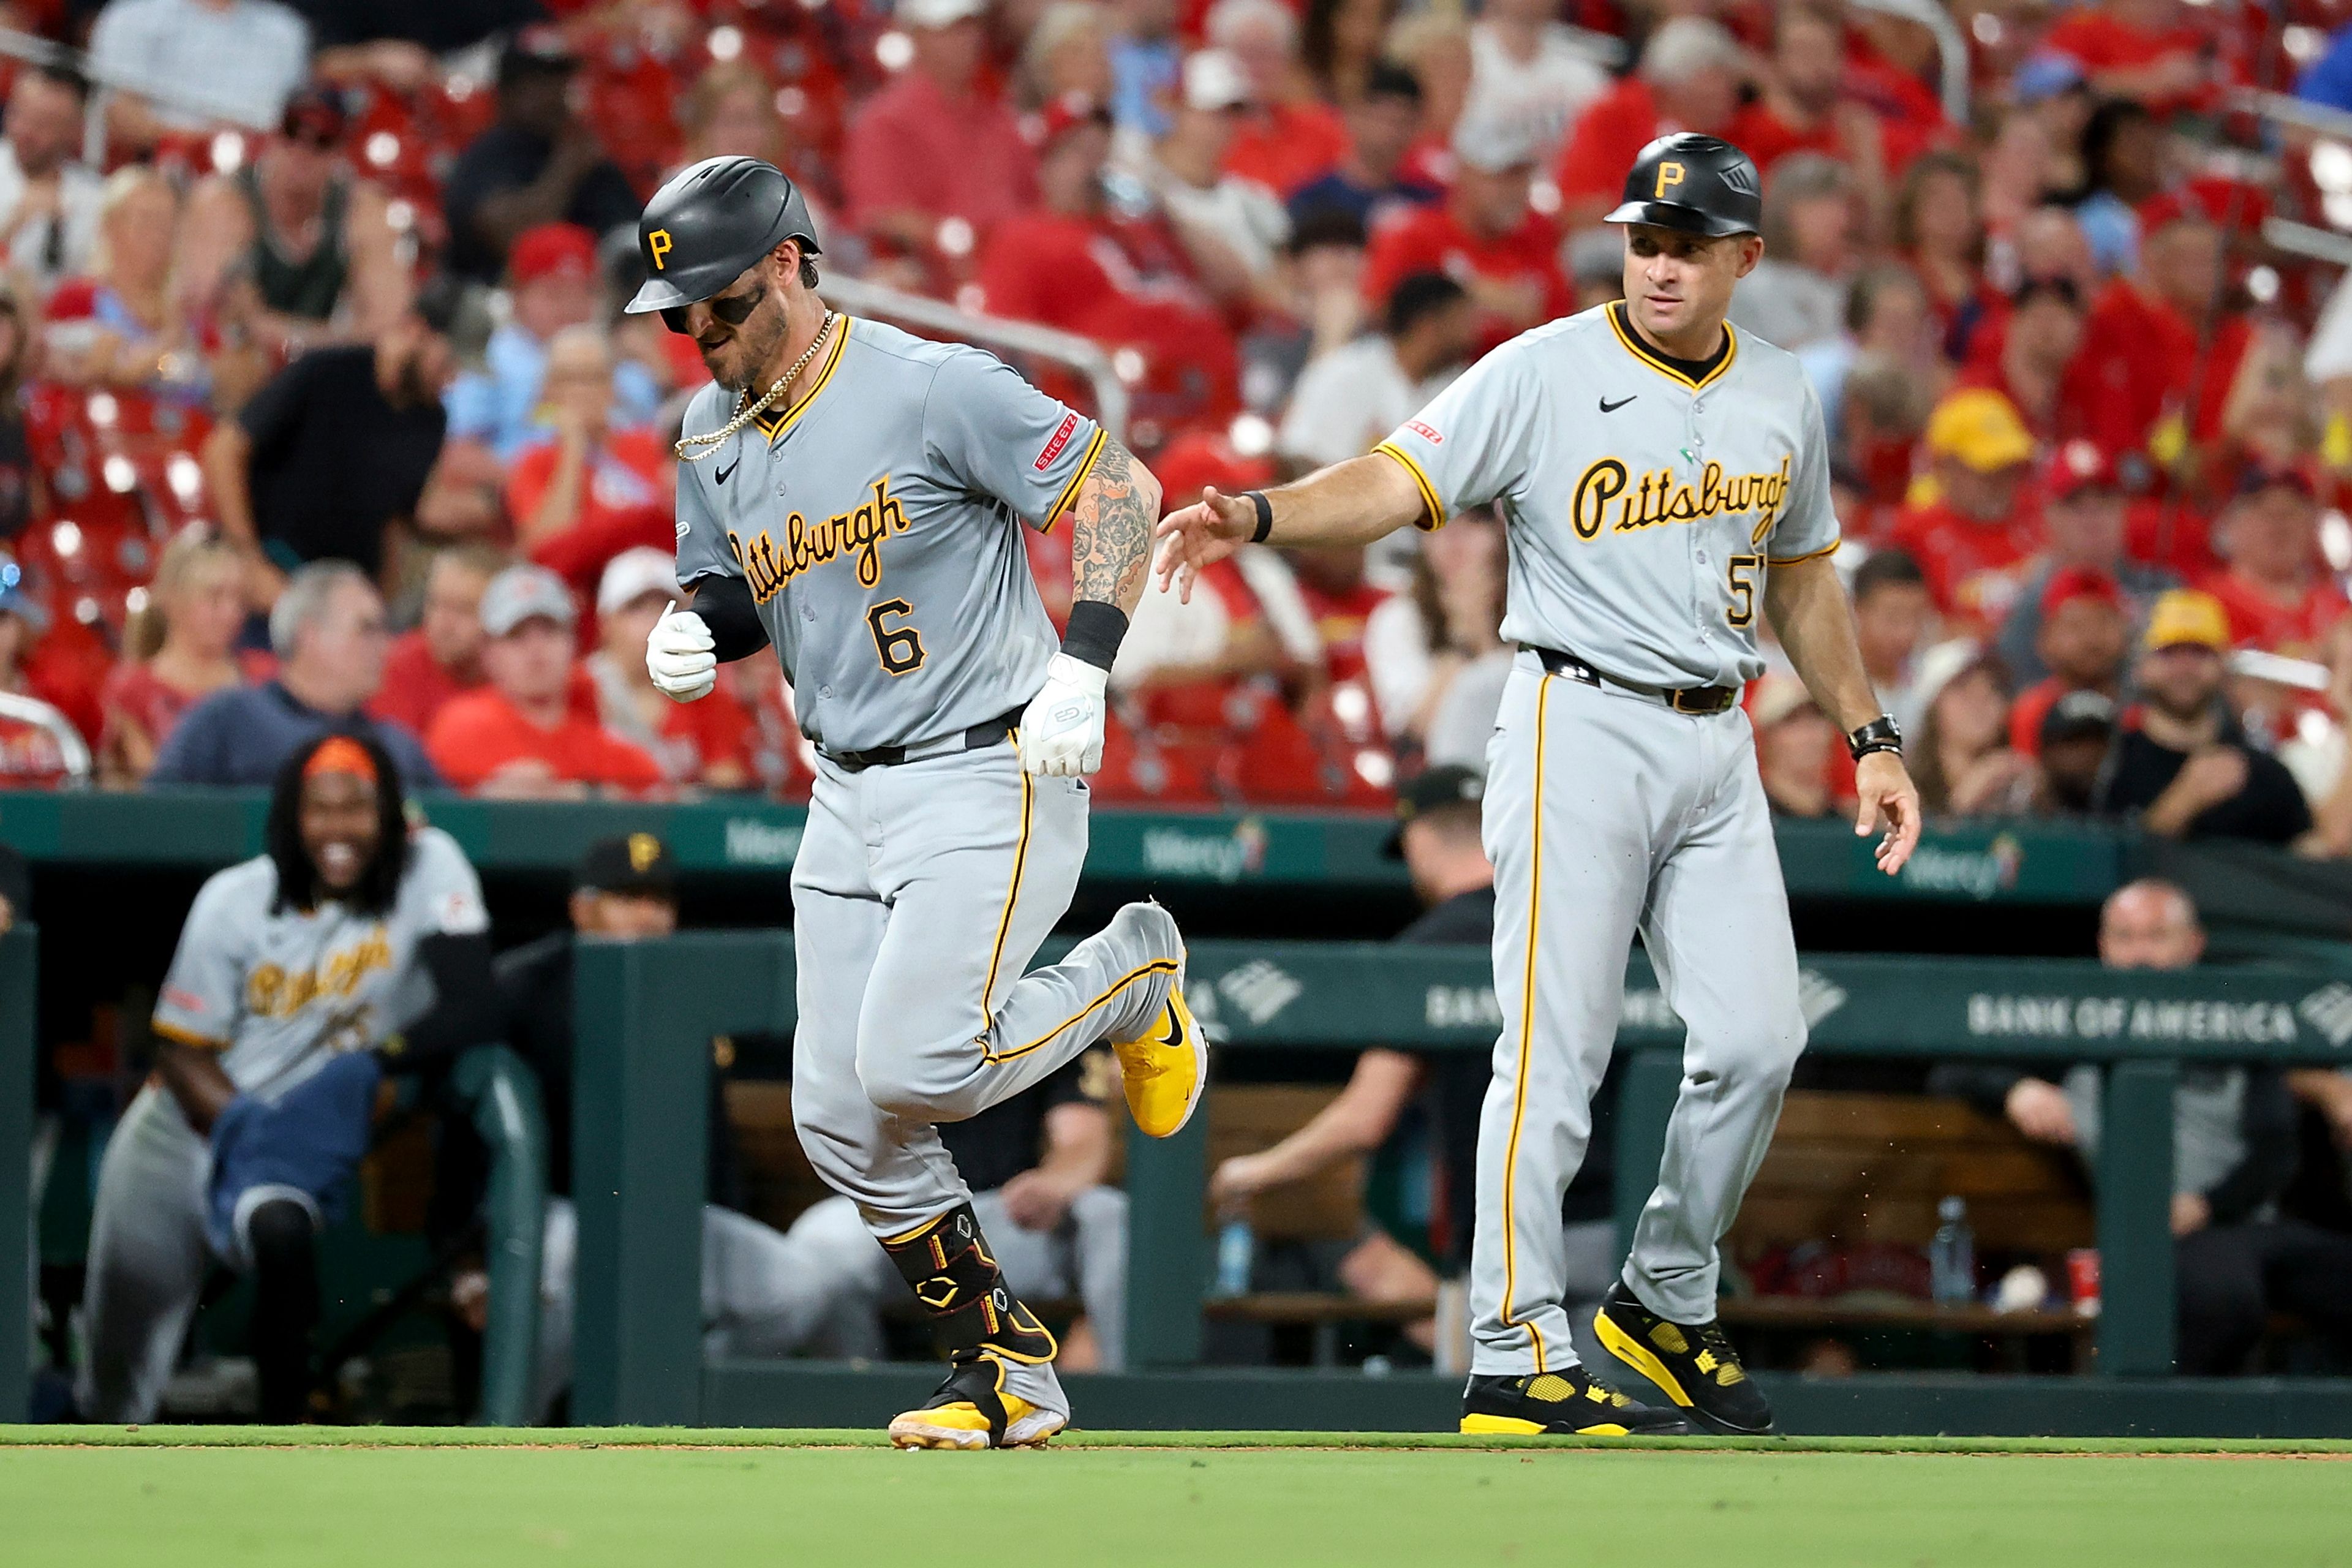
left=1245, top=489, right=1273, bottom=544
left=1847, top=713, right=1903, bottom=761
left=1060, top=599, right=1129, bottom=673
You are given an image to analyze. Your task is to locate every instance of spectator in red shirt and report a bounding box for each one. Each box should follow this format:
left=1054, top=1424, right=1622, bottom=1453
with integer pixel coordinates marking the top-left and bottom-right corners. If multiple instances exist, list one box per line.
left=425, top=564, right=663, bottom=798
left=1208, top=0, right=1351, bottom=198
left=0, top=565, right=77, bottom=786
left=1958, top=277, right=2089, bottom=444
left=583, top=547, right=755, bottom=792
left=976, top=96, right=1240, bottom=423
left=2199, top=469, right=2350, bottom=660
left=2041, top=0, right=2213, bottom=118
left=1729, top=3, right=1885, bottom=200
left=372, top=543, right=505, bottom=742
left=843, top=0, right=1035, bottom=277
left=1892, top=388, right=2043, bottom=631
left=1999, top=440, right=2176, bottom=684
left=505, top=325, right=675, bottom=608
left=1363, top=112, right=1568, bottom=354
left=2077, top=195, right=2248, bottom=463
left=2008, top=568, right=2130, bottom=757
left=96, top=532, right=257, bottom=785
left=1554, top=16, right=1747, bottom=227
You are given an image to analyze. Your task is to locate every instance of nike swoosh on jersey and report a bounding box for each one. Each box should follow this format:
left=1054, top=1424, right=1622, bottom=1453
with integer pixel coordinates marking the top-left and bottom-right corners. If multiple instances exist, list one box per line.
left=1599, top=396, right=1637, bottom=413
left=716, top=455, right=741, bottom=485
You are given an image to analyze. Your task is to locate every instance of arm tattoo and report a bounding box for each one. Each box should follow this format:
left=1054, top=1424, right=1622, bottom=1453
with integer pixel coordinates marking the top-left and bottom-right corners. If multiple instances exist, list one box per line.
left=1068, top=440, right=1160, bottom=613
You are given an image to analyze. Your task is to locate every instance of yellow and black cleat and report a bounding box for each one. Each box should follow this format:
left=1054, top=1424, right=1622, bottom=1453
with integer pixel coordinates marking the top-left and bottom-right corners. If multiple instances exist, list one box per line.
left=1107, top=969, right=1206, bottom=1139
left=1594, top=1281, right=1777, bottom=1436
left=1458, top=1368, right=1690, bottom=1437
left=889, top=1355, right=1066, bottom=1451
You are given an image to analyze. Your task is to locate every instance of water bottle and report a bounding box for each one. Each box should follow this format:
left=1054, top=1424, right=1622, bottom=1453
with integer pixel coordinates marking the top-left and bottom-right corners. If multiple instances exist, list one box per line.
left=1929, top=1196, right=1976, bottom=1305
left=1212, top=1218, right=1254, bottom=1298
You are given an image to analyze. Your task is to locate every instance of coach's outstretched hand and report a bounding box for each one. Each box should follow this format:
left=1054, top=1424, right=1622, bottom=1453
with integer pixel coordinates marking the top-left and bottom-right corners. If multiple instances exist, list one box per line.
left=647, top=603, right=718, bottom=702
left=1154, top=486, right=1257, bottom=604
left=1019, top=653, right=1107, bottom=777
left=1855, top=751, right=1923, bottom=876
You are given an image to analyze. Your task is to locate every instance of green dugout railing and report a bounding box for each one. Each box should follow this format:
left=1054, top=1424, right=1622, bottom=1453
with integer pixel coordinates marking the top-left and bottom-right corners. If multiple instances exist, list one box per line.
left=0, top=788, right=2137, bottom=903
left=567, top=933, right=2352, bottom=1425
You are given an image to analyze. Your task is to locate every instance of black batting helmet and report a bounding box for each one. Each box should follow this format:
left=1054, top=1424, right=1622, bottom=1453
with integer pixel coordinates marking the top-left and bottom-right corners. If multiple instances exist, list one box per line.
left=1603, top=134, right=1762, bottom=239
left=623, top=156, right=823, bottom=315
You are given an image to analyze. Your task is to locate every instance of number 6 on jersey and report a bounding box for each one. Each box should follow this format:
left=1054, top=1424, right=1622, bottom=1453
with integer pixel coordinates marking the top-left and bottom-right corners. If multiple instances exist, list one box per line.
left=865, top=598, right=927, bottom=676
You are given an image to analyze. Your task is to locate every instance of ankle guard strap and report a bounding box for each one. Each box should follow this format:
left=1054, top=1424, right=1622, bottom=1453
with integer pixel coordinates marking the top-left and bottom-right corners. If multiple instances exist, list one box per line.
left=881, top=1202, right=1058, bottom=1365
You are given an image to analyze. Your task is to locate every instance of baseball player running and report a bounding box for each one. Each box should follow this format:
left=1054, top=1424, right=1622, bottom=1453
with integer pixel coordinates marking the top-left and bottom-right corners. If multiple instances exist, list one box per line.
left=81, top=733, right=500, bottom=1423
left=629, top=157, right=1204, bottom=1450
left=1159, top=135, right=1921, bottom=1437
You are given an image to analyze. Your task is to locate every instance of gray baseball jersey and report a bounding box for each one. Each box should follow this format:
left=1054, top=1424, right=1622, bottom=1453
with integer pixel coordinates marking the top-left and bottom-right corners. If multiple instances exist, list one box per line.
left=1375, top=300, right=1839, bottom=690
left=673, top=315, right=1107, bottom=753
left=1382, top=300, right=1833, bottom=1383
left=150, top=827, right=489, bottom=1096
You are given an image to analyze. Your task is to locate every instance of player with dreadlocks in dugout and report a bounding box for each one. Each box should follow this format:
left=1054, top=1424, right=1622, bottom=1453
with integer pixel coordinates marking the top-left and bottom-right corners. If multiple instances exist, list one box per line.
left=80, top=732, right=505, bottom=1423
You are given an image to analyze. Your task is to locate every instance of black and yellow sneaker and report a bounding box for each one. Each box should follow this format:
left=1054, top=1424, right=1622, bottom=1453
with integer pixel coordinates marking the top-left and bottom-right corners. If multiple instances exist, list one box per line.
left=1458, top=1368, right=1691, bottom=1436
left=1593, top=1281, right=1776, bottom=1435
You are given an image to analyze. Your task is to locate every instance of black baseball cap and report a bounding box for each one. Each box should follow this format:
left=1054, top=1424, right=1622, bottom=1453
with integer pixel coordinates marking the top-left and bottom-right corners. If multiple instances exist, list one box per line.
left=1383, top=764, right=1485, bottom=858
left=577, top=833, right=679, bottom=898
left=2040, top=689, right=2119, bottom=748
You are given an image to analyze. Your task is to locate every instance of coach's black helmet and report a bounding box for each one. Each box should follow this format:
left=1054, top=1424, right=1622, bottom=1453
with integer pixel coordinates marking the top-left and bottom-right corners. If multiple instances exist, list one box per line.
left=1604, top=133, right=1763, bottom=239
left=624, top=156, right=823, bottom=315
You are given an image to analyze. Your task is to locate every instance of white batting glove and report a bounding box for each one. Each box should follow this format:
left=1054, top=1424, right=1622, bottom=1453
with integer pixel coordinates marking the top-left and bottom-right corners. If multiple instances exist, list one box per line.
left=646, top=603, right=717, bottom=703
left=1018, top=653, right=1108, bottom=777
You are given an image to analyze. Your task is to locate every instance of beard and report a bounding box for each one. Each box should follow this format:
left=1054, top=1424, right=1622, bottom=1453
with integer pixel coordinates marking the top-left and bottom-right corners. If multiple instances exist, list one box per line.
left=712, top=300, right=791, bottom=396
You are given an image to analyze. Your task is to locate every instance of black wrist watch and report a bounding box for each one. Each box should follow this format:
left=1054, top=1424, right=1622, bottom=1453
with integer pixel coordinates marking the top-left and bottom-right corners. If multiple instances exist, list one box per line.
left=1847, top=714, right=1902, bottom=761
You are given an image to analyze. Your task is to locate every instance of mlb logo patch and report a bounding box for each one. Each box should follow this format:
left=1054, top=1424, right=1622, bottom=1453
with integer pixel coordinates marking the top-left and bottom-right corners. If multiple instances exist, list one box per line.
left=1408, top=421, right=1442, bottom=444
left=1035, top=413, right=1080, bottom=471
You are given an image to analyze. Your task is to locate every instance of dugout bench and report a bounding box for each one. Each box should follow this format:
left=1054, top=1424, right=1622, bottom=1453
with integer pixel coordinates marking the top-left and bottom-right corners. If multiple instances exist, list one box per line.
left=557, top=932, right=2352, bottom=1430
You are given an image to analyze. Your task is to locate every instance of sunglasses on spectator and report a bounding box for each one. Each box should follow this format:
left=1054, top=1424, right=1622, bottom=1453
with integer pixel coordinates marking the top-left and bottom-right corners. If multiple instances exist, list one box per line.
left=661, top=284, right=763, bottom=336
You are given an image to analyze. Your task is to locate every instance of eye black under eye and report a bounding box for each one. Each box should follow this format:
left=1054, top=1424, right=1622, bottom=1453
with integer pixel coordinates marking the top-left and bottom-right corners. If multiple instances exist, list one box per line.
left=710, top=290, right=761, bottom=325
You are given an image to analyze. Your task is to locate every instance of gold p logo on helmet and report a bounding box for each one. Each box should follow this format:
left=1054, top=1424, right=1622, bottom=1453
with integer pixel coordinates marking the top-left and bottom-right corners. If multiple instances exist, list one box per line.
left=647, top=228, right=673, bottom=271
left=1654, top=162, right=1686, bottom=200
left=628, top=832, right=662, bottom=873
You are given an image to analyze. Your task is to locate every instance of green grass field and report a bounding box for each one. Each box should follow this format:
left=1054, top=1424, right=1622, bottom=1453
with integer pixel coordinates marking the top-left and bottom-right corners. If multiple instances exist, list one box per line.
left=6, top=1429, right=2348, bottom=1567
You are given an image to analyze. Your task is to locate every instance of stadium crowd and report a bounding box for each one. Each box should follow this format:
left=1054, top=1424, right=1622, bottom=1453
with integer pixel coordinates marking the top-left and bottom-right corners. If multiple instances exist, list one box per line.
left=0, top=0, right=2337, bottom=837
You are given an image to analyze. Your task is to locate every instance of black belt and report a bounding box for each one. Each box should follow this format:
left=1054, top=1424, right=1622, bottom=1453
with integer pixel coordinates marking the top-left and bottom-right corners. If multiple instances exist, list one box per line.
left=819, top=707, right=1027, bottom=773
left=1529, top=646, right=1738, bottom=717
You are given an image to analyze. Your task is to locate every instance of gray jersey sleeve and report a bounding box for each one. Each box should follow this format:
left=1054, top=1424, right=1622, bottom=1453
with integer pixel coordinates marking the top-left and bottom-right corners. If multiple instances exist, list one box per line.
left=1374, top=341, right=1544, bottom=528
left=151, top=866, right=257, bottom=1050
left=1764, top=379, right=1840, bottom=565
left=674, top=390, right=742, bottom=587
left=399, top=829, right=490, bottom=938
left=922, top=347, right=1107, bottom=530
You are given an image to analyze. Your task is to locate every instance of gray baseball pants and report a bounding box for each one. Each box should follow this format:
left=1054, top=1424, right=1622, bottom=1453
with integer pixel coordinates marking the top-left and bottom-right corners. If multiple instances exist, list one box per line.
left=78, top=1085, right=213, bottom=1423
left=1470, top=655, right=1806, bottom=1374
left=790, top=741, right=1178, bottom=1415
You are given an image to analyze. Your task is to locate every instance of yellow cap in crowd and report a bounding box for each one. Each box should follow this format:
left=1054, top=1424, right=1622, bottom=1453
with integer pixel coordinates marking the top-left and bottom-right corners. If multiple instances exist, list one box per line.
left=1925, top=389, right=2036, bottom=475
left=2143, top=589, right=2231, bottom=654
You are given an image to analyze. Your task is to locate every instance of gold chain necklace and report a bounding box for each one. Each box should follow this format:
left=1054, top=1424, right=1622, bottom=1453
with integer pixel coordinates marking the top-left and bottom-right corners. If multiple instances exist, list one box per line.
left=674, top=309, right=840, bottom=462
